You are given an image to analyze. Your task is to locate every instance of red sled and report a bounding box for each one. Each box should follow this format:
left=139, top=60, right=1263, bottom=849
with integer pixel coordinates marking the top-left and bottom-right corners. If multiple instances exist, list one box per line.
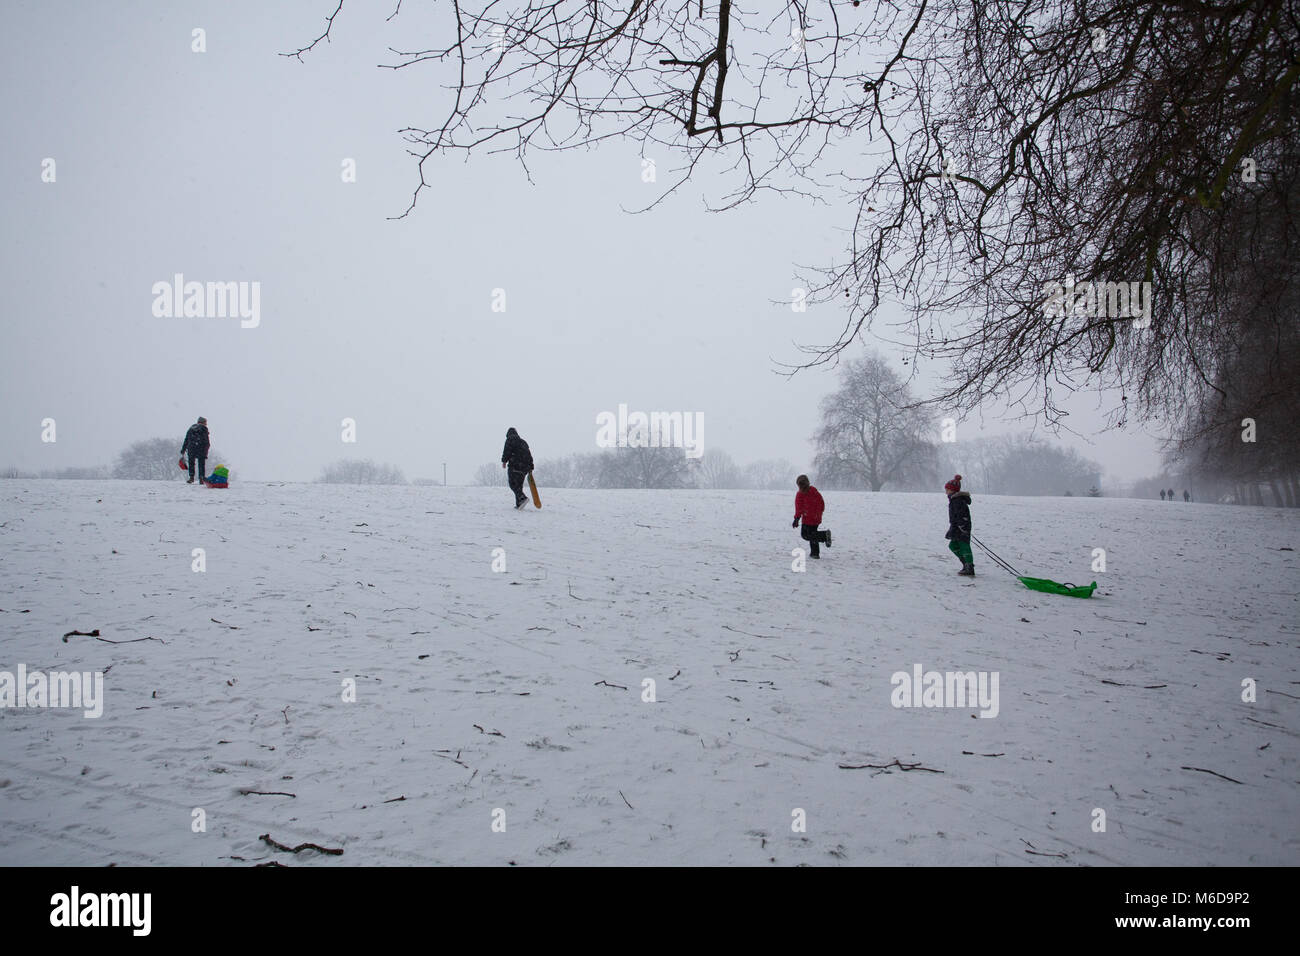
left=178, top=457, right=187, bottom=470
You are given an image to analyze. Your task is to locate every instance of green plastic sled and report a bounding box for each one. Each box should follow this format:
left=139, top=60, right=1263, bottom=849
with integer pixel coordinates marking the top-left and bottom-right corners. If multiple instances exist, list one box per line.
left=1018, top=577, right=1097, bottom=598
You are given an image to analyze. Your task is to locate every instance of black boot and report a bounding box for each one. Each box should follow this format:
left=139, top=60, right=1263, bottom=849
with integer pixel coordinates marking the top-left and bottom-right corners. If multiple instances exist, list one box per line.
left=958, top=563, right=975, bottom=576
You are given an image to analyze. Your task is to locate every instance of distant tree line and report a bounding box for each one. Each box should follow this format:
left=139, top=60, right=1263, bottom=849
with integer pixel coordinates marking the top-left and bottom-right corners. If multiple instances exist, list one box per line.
left=3, top=448, right=420, bottom=487
left=318, top=459, right=406, bottom=485
left=2, top=437, right=230, bottom=481
left=0, top=465, right=109, bottom=480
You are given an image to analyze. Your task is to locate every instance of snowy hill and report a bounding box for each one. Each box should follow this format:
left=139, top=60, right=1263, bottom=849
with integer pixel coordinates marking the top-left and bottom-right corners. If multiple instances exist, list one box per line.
left=1, top=480, right=1296, bottom=865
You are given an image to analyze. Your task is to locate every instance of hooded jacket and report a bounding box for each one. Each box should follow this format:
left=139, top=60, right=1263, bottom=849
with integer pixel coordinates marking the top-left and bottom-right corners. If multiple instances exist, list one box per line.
left=500, top=428, right=534, bottom=472
left=182, top=422, right=210, bottom=458
left=794, top=486, right=825, bottom=526
left=946, top=491, right=972, bottom=542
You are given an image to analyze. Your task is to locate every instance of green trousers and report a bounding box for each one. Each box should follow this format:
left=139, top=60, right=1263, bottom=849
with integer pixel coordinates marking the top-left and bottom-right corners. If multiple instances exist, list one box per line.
left=949, top=539, right=973, bottom=566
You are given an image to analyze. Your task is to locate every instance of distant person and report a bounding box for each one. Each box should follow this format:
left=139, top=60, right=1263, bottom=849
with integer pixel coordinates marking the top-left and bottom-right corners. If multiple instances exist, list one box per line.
left=1183, top=489, right=1190, bottom=502
left=1160, top=489, right=1166, bottom=501
left=500, top=427, right=534, bottom=509
left=181, top=417, right=210, bottom=485
left=1167, top=487, right=1175, bottom=501
left=792, top=474, right=831, bottom=559
left=945, top=475, right=974, bottom=576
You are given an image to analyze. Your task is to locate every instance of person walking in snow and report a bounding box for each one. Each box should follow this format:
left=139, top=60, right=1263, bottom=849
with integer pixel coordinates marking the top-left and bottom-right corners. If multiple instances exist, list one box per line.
left=500, top=427, right=534, bottom=509
left=945, top=474, right=974, bottom=576
left=181, top=416, right=210, bottom=485
left=1183, top=489, right=1191, bottom=502
left=792, top=474, right=831, bottom=559
left=1160, top=489, right=1166, bottom=501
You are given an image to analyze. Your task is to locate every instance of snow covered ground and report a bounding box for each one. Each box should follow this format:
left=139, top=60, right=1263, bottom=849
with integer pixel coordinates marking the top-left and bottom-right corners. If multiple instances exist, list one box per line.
left=1, top=480, right=1296, bottom=866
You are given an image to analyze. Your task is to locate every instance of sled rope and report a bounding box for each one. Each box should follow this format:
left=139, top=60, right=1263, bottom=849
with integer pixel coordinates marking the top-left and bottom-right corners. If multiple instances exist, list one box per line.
left=970, top=534, right=1022, bottom=577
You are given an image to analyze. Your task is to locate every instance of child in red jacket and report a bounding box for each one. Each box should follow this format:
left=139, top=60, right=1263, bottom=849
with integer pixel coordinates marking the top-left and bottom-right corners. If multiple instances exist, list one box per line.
left=792, top=475, right=831, bottom=559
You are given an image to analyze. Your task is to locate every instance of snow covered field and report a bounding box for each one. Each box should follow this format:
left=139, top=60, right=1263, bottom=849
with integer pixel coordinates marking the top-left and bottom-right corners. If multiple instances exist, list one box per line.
left=1, top=480, right=1296, bottom=866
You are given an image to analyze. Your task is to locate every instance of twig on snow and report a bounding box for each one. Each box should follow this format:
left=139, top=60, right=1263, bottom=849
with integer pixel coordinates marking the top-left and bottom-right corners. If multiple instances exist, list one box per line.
left=1020, top=839, right=1068, bottom=858
left=1181, top=766, right=1244, bottom=784
left=722, top=624, right=777, bottom=639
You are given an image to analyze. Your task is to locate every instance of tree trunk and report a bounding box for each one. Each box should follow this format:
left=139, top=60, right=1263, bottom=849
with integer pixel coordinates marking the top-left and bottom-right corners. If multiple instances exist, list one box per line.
left=1287, top=475, right=1297, bottom=508
left=1270, top=479, right=1285, bottom=508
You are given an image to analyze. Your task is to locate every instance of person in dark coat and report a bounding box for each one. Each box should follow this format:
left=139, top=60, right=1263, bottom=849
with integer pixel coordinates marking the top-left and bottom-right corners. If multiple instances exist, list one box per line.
left=1183, top=489, right=1191, bottom=502
left=792, top=474, right=831, bottom=559
left=181, top=417, right=210, bottom=485
left=945, top=474, right=974, bottom=576
left=1160, top=489, right=1166, bottom=501
left=500, top=427, right=534, bottom=509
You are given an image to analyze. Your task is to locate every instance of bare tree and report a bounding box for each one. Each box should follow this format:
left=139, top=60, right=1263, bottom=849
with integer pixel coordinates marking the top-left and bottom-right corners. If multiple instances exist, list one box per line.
left=567, top=452, right=608, bottom=489
left=472, top=461, right=502, bottom=487
left=696, top=448, right=742, bottom=489
left=982, top=435, right=1102, bottom=497
left=598, top=430, right=699, bottom=489
left=532, top=457, right=569, bottom=489
left=287, top=1, right=1298, bottom=427
left=813, top=353, right=935, bottom=491
left=741, top=458, right=797, bottom=490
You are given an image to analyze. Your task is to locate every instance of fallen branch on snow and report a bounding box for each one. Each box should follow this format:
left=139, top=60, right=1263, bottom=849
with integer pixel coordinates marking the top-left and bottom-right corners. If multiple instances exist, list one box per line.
left=838, top=759, right=943, bottom=774
left=63, top=630, right=166, bottom=645
left=259, top=833, right=343, bottom=855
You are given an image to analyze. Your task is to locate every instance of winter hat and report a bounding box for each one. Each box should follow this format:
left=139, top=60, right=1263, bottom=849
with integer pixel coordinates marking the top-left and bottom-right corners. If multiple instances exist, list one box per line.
left=944, top=474, right=963, bottom=493
left=506, top=427, right=517, bottom=438
left=197, top=417, right=207, bottom=424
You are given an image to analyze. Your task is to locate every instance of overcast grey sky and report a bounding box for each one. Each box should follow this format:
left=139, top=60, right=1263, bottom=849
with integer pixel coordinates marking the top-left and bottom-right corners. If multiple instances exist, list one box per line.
left=0, top=0, right=1165, bottom=485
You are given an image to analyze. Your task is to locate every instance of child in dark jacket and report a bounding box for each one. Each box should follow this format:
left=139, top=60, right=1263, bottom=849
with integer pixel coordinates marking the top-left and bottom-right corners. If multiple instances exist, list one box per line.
left=945, top=474, right=974, bottom=576
left=792, top=475, right=831, bottom=559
